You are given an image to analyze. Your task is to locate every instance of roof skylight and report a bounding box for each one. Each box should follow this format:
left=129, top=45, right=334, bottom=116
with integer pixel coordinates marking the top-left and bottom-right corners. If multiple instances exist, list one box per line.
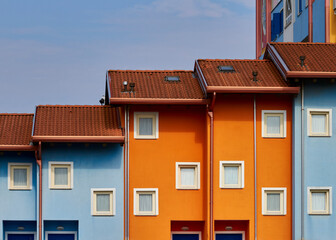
left=165, top=76, right=180, bottom=82
left=218, top=65, right=235, bottom=72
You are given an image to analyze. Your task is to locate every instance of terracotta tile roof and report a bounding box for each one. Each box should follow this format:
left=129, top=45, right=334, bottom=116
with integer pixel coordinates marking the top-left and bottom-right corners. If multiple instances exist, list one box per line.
left=197, top=59, right=290, bottom=87
left=33, top=105, right=123, bottom=141
left=271, top=42, right=336, bottom=72
left=0, top=114, right=34, bottom=145
left=107, top=70, right=205, bottom=102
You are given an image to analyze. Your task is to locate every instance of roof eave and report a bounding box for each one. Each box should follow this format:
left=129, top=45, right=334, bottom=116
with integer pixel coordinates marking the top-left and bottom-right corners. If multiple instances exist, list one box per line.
left=287, top=71, right=336, bottom=78
left=206, top=86, right=300, bottom=94
left=0, top=145, right=37, bottom=151
left=109, top=98, right=209, bottom=105
left=32, top=136, right=125, bottom=143
left=265, top=43, right=290, bottom=80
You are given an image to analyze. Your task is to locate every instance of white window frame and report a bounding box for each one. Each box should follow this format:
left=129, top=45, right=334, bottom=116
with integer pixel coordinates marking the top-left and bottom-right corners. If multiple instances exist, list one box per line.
left=262, top=110, right=286, bottom=138
left=215, top=231, right=245, bottom=240
left=134, top=188, right=158, bottom=216
left=91, top=188, right=116, bottom=216
left=8, top=163, right=32, bottom=190
left=134, top=112, right=159, bottom=139
left=176, top=162, right=200, bottom=190
left=171, top=232, right=202, bottom=240
left=5, top=232, right=36, bottom=240
left=262, top=187, right=287, bottom=215
left=307, top=108, right=332, bottom=137
left=219, top=161, right=244, bottom=189
left=49, top=161, right=73, bottom=189
left=308, top=187, right=332, bottom=215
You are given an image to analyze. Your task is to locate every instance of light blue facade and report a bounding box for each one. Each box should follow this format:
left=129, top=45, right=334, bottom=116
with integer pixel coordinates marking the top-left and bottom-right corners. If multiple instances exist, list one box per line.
left=0, top=151, right=37, bottom=240
left=293, top=80, right=336, bottom=240
left=41, top=143, right=124, bottom=240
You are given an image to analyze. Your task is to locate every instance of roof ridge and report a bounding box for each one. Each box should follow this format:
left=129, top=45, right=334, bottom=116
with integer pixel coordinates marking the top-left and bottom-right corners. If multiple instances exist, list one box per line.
left=108, top=70, right=193, bottom=72
left=0, top=113, right=34, bottom=116
left=271, top=42, right=336, bottom=45
left=197, top=59, right=272, bottom=62
left=36, top=105, right=111, bottom=108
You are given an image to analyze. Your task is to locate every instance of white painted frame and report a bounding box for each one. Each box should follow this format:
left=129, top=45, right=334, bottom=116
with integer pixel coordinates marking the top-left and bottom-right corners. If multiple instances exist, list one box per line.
left=5, top=231, right=36, bottom=240
left=215, top=231, right=245, bottom=240
left=49, top=161, right=74, bottom=189
left=134, top=188, right=159, bottom=216
left=307, top=108, right=332, bottom=137
left=45, top=231, right=77, bottom=240
left=176, top=162, right=200, bottom=190
left=8, top=163, right=33, bottom=190
left=307, top=187, right=332, bottom=215
left=262, top=187, right=287, bottom=215
left=91, top=188, right=116, bottom=216
left=262, top=110, right=287, bottom=138
left=171, top=231, right=202, bottom=240
left=134, top=112, right=159, bottom=139
left=219, top=161, right=244, bottom=189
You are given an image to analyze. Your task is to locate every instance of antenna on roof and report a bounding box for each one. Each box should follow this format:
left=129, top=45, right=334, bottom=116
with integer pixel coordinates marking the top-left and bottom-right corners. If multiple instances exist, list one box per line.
left=300, top=56, right=306, bottom=67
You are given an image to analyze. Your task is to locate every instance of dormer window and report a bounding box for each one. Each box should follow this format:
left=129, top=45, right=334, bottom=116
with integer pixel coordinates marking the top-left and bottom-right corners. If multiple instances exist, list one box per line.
left=218, top=65, right=235, bottom=72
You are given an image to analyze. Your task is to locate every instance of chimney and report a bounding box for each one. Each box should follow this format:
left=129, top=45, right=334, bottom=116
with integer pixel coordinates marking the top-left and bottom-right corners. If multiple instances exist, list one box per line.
left=300, top=55, right=306, bottom=67
left=129, top=82, right=135, bottom=92
left=252, top=71, right=258, bottom=82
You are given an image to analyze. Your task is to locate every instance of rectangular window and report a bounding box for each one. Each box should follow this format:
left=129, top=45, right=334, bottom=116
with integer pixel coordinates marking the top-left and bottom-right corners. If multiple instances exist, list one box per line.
left=49, top=162, right=73, bottom=189
left=91, top=188, right=115, bottom=216
left=285, top=0, right=292, bottom=26
left=308, top=187, right=332, bottom=215
left=220, top=161, right=244, bottom=189
left=8, top=163, right=32, bottom=190
left=262, top=110, right=286, bottom=138
left=308, top=109, right=332, bottom=136
left=134, top=188, right=158, bottom=216
left=262, top=188, right=287, bottom=215
left=134, top=112, right=159, bottom=139
left=176, top=162, right=200, bottom=189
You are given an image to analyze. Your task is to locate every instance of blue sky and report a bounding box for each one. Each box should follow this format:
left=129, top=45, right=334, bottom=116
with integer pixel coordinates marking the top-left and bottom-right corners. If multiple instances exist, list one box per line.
left=0, top=0, right=255, bottom=113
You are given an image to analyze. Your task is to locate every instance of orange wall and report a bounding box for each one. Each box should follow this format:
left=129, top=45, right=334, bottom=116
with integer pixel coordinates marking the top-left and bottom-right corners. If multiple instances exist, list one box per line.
left=212, top=94, right=292, bottom=240
left=128, top=105, right=207, bottom=240
left=256, top=94, right=292, bottom=240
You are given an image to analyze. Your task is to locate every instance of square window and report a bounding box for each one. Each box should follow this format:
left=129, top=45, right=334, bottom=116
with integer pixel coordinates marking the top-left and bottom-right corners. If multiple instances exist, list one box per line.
left=176, top=162, right=200, bottom=189
left=8, top=163, right=32, bottom=190
left=262, top=110, right=286, bottom=138
left=134, top=112, right=159, bottom=139
left=91, top=188, right=115, bottom=216
left=49, top=162, right=73, bottom=189
left=134, top=188, right=158, bottom=216
left=220, top=161, right=244, bottom=189
left=308, top=109, right=332, bottom=136
left=308, top=187, right=332, bottom=215
left=262, top=188, right=287, bottom=215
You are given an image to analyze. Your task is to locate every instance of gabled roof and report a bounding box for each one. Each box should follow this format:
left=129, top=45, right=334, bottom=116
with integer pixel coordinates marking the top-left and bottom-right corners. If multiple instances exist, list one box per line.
left=195, top=59, right=300, bottom=93
left=0, top=114, right=35, bottom=150
left=266, top=42, right=336, bottom=79
left=107, top=70, right=207, bottom=104
left=33, top=105, right=124, bottom=143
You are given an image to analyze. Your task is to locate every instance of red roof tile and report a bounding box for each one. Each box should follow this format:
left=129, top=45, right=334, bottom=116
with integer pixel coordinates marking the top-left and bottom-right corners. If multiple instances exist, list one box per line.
left=271, top=42, right=336, bottom=72
left=197, top=59, right=290, bottom=87
left=0, top=114, right=34, bottom=146
left=107, top=70, right=205, bottom=102
left=33, top=105, right=123, bottom=141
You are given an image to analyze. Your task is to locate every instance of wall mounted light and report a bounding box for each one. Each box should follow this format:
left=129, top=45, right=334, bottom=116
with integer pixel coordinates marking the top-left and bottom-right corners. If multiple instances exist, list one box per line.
left=17, top=227, right=24, bottom=231
left=56, top=226, right=64, bottom=231
left=181, top=226, right=189, bottom=231
left=225, top=226, right=233, bottom=231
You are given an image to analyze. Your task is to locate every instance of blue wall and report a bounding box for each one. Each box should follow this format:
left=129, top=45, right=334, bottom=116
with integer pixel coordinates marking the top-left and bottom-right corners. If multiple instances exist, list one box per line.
left=41, top=143, right=124, bottom=240
left=294, top=0, right=309, bottom=42
left=293, top=80, right=336, bottom=239
left=0, top=151, right=37, bottom=239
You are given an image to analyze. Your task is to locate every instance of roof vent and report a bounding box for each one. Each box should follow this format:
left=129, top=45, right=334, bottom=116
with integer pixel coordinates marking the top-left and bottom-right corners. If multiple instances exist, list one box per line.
left=218, top=65, right=235, bottom=72
left=300, top=55, right=306, bottom=67
left=165, top=76, right=180, bottom=82
left=129, top=82, right=135, bottom=92
left=252, top=71, right=258, bottom=82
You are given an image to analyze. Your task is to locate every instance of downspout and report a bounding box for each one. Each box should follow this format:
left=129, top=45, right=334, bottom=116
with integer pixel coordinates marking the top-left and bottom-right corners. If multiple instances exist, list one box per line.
left=35, top=141, right=42, bottom=240
left=208, top=92, right=216, bottom=240
left=301, top=82, right=305, bottom=240
left=125, top=106, right=130, bottom=240
left=325, top=0, right=330, bottom=43
left=253, top=96, right=257, bottom=240
left=308, top=0, right=313, bottom=42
